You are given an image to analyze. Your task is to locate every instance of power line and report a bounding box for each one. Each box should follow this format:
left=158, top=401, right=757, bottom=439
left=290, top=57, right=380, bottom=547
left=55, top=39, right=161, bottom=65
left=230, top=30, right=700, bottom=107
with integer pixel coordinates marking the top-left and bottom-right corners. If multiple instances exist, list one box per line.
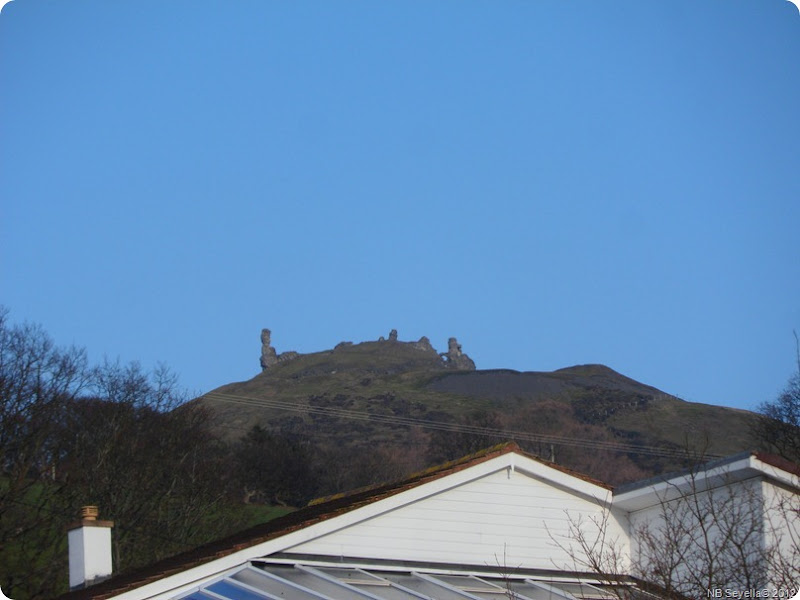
left=202, top=391, right=721, bottom=461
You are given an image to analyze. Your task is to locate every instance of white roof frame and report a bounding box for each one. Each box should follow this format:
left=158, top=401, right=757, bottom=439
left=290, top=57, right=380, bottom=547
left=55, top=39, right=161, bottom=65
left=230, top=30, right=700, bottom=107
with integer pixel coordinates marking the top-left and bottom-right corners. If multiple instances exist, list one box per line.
left=613, top=452, right=800, bottom=511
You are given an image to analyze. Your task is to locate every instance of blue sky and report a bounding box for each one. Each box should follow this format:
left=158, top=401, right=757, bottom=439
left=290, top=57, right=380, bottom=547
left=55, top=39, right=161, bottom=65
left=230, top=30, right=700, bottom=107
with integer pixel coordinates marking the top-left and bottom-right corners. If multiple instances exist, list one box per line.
left=1, top=0, right=798, bottom=411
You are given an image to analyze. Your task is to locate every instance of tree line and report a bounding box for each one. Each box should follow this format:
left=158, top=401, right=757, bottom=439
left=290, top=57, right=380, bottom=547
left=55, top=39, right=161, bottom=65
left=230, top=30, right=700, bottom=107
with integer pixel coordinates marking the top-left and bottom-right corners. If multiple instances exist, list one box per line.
left=0, top=310, right=435, bottom=597
left=0, top=309, right=241, bottom=598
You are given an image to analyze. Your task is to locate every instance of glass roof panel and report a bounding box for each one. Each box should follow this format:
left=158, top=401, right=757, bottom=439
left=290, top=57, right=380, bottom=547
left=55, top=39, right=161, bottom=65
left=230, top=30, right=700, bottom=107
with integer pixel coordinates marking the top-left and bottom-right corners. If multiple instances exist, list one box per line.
left=504, top=580, right=574, bottom=600
left=229, top=569, right=275, bottom=590
left=302, top=566, right=427, bottom=600
left=206, top=581, right=272, bottom=600
left=232, top=566, right=330, bottom=600
left=176, top=563, right=664, bottom=600
left=470, top=578, right=547, bottom=600
left=436, top=575, right=498, bottom=590
left=316, top=567, right=386, bottom=583
left=352, top=583, right=429, bottom=600
left=263, top=565, right=374, bottom=599
left=434, top=575, right=513, bottom=598
left=549, top=582, right=614, bottom=599
left=381, top=573, right=478, bottom=600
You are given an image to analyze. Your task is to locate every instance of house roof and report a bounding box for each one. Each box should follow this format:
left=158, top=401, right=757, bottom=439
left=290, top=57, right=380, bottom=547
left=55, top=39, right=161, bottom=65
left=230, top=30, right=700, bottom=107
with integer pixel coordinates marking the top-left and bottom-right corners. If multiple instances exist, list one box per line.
left=614, top=450, right=800, bottom=512
left=61, top=443, right=788, bottom=600
left=60, top=442, right=613, bottom=600
left=615, top=450, right=800, bottom=495
left=754, top=450, right=800, bottom=478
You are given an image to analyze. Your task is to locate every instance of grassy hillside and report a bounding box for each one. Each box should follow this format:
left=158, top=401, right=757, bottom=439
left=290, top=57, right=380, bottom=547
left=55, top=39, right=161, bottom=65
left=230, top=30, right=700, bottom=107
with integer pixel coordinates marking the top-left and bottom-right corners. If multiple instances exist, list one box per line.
left=196, top=338, right=760, bottom=485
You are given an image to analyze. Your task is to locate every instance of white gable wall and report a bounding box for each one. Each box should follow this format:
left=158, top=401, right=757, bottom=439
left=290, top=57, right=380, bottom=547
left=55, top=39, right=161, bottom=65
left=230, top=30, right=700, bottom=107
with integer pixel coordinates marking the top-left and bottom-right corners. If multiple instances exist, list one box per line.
left=286, top=466, right=630, bottom=572
left=628, top=475, right=772, bottom=592
left=623, top=456, right=800, bottom=593
left=761, top=479, right=800, bottom=588
left=110, top=452, right=632, bottom=600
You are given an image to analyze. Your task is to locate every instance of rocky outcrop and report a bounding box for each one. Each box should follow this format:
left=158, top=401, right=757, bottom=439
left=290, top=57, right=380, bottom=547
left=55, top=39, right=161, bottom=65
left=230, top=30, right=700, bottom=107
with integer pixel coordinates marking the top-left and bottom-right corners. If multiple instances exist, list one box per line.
left=260, top=328, right=472, bottom=372
left=260, top=329, right=278, bottom=370
left=277, top=351, right=299, bottom=363
left=440, top=337, right=476, bottom=370
left=261, top=329, right=300, bottom=369
left=411, top=336, right=435, bottom=353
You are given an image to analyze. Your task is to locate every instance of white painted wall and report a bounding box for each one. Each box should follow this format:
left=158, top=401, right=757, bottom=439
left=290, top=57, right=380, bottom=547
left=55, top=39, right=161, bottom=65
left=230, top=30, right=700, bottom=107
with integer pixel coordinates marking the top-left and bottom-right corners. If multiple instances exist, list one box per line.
left=68, top=525, right=113, bottom=589
left=287, top=467, right=630, bottom=572
left=761, top=480, right=800, bottom=589
left=628, top=476, right=770, bottom=593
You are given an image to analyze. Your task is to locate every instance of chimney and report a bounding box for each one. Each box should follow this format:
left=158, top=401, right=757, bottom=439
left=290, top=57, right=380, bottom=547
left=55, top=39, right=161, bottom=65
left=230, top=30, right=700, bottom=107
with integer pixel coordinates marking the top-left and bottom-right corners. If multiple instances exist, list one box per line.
left=68, top=505, right=114, bottom=590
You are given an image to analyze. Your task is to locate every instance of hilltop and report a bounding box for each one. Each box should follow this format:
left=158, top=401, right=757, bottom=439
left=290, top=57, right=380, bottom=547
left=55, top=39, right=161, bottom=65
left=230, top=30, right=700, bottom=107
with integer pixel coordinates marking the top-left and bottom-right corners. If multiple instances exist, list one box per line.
left=196, top=330, right=759, bottom=486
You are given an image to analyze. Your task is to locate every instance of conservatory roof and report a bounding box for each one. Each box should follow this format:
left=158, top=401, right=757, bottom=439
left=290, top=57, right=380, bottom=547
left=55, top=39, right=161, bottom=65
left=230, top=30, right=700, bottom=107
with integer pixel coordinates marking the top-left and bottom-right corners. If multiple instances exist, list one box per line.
left=176, top=560, right=663, bottom=600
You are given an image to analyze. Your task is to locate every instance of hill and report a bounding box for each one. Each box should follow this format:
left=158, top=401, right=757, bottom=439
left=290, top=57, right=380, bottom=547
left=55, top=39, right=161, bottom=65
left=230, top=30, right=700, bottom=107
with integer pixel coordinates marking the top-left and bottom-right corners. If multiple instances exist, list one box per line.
left=195, top=331, right=759, bottom=487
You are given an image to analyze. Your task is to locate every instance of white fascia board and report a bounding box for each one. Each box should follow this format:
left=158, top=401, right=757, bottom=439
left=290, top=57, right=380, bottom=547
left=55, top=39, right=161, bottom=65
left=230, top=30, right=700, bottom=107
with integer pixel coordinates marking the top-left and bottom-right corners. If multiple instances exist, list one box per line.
left=751, top=455, right=800, bottom=491
left=118, top=565, right=248, bottom=600
left=511, top=454, right=612, bottom=504
left=614, top=454, right=800, bottom=512
left=613, top=455, right=758, bottom=512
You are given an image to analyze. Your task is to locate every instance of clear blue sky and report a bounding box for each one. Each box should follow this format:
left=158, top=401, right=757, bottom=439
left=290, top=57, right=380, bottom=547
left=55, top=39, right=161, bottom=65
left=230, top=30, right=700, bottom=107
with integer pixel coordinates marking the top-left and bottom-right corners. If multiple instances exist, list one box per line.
left=2, top=0, right=798, bottom=411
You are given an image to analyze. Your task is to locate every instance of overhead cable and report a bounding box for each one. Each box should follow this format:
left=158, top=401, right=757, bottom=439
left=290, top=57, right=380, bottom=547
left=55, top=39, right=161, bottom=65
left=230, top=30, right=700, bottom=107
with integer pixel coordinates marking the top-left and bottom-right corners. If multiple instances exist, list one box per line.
left=202, top=391, right=722, bottom=460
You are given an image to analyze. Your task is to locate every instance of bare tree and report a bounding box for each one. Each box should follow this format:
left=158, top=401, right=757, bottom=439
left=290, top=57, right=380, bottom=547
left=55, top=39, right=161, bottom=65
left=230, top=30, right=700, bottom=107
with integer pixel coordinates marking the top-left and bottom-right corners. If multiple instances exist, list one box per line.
left=761, top=479, right=800, bottom=591
left=633, top=471, right=768, bottom=594
left=426, top=410, right=507, bottom=464
left=56, top=360, right=235, bottom=572
left=0, top=308, right=90, bottom=596
left=546, top=500, right=636, bottom=600
left=756, top=373, right=800, bottom=463
left=0, top=310, right=239, bottom=599
left=549, top=456, right=799, bottom=599
left=755, top=334, right=800, bottom=463
left=233, top=424, right=316, bottom=506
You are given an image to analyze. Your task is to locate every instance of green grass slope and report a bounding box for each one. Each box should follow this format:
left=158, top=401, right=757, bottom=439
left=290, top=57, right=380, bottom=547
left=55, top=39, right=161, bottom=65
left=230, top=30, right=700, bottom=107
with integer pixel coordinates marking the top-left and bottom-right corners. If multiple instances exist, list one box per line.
left=196, top=338, right=760, bottom=480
